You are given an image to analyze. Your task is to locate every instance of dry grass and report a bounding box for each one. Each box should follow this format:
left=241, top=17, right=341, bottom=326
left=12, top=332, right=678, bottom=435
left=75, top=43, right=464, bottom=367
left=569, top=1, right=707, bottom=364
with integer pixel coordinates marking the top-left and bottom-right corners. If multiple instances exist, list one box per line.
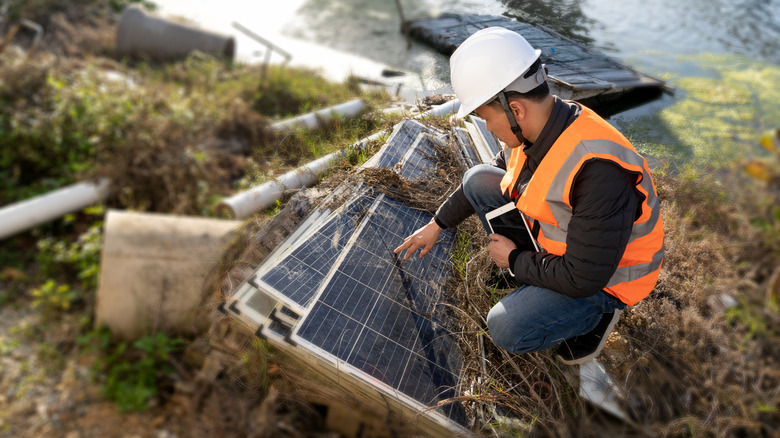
left=197, top=126, right=779, bottom=437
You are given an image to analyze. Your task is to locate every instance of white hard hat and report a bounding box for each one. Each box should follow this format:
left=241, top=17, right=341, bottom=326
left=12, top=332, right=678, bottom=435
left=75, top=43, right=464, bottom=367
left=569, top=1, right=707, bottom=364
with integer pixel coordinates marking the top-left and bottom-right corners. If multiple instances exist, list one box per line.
left=450, top=27, right=544, bottom=118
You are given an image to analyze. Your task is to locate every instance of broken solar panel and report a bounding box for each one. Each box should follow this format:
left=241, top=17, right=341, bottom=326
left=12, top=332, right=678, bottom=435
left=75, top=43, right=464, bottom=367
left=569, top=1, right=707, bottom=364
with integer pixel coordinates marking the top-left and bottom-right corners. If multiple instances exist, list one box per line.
left=228, top=118, right=471, bottom=430
left=469, top=115, right=503, bottom=156
left=369, top=119, right=432, bottom=170
left=371, top=119, right=484, bottom=176
left=454, top=126, right=482, bottom=168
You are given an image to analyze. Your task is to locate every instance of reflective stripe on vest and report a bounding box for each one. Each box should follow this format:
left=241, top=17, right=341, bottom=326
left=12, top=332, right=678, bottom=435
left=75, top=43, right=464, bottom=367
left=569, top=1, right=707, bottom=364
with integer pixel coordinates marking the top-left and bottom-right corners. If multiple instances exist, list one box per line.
left=500, top=105, right=664, bottom=305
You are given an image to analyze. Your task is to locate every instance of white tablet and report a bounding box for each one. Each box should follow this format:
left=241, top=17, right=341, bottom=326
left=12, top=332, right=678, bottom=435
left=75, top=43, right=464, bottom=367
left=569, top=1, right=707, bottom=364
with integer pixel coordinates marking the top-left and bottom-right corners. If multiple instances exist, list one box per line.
left=485, top=202, right=518, bottom=235
left=485, top=202, right=540, bottom=252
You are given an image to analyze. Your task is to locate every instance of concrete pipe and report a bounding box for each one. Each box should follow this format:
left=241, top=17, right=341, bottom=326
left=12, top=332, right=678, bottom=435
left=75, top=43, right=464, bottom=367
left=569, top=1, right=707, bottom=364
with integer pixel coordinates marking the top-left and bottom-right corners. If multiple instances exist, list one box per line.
left=96, top=210, right=243, bottom=340
left=116, top=5, right=235, bottom=61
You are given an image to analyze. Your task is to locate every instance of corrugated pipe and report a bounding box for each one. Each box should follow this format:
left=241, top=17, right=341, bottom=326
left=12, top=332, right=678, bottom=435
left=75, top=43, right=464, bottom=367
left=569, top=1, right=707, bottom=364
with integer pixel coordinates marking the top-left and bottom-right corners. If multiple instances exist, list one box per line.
left=217, top=98, right=461, bottom=219
left=0, top=179, right=110, bottom=240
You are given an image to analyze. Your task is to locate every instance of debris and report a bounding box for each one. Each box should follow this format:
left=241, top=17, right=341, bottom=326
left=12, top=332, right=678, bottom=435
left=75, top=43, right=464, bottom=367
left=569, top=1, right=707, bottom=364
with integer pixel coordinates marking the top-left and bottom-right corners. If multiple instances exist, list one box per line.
left=578, top=360, right=630, bottom=422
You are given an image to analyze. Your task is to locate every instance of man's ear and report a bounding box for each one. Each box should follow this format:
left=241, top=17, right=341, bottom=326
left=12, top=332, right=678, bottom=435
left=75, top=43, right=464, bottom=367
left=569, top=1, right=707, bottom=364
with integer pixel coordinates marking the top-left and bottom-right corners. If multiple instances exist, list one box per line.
left=509, top=100, right=524, bottom=119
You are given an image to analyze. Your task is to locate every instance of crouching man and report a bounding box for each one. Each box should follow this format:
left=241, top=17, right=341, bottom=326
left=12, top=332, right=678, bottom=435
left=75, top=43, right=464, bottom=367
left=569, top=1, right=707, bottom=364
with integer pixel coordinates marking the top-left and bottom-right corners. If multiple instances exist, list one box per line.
left=394, top=27, right=664, bottom=364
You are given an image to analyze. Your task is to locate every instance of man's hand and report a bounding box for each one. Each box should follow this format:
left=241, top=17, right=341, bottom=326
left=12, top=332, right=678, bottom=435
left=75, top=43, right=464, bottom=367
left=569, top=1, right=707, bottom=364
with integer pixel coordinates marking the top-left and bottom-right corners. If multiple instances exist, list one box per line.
left=394, top=219, right=442, bottom=260
left=488, top=233, right=517, bottom=268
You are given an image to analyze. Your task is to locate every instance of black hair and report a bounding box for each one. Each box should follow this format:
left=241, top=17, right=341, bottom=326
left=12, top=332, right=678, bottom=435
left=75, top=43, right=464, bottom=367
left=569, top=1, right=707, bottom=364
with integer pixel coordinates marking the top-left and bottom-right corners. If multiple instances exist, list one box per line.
left=487, top=58, right=550, bottom=108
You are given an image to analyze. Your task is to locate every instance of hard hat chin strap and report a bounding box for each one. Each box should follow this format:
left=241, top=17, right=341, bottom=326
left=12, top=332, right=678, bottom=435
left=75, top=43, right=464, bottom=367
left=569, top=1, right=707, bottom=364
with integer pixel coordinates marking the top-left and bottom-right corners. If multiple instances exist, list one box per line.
left=498, top=91, right=525, bottom=145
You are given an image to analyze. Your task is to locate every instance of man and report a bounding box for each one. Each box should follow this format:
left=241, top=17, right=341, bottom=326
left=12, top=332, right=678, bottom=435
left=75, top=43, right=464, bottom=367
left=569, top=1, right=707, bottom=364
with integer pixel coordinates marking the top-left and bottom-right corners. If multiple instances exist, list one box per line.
left=394, top=27, right=664, bottom=365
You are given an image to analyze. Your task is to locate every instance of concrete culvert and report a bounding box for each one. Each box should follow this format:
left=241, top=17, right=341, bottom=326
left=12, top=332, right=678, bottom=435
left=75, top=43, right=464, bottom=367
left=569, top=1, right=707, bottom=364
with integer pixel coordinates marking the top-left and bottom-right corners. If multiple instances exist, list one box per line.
left=116, top=5, right=235, bottom=61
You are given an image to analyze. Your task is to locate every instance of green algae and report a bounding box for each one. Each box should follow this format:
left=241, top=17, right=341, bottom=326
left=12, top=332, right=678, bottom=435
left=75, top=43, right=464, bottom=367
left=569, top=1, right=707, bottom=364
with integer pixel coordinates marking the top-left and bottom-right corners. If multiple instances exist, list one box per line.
left=623, top=53, right=780, bottom=169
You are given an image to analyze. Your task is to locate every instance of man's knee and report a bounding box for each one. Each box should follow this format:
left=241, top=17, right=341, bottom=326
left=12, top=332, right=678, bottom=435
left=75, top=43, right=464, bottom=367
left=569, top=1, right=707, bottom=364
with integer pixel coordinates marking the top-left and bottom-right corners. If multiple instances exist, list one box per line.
left=462, top=164, right=495, bottom=191
left=487, top=305, right=524, bottom=353
left=487, top=304, right=548, bottom=354
left=463, top=164, right=504, bottom=205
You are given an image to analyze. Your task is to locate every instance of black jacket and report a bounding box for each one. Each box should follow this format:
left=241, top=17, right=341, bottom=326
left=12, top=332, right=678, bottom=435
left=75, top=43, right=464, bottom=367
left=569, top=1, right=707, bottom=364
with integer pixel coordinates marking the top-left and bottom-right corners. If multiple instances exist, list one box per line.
left=434, top=97, right=642, bottom=299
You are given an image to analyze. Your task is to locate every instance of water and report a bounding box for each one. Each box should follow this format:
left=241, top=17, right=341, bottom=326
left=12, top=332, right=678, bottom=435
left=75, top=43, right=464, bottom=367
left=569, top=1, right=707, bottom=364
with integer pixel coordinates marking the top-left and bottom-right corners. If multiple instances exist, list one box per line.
left=281, top=0, right=780, bottom=86
left=152, top=0, right=780, bottom=92
left=152, top=0, right=780, bottom=165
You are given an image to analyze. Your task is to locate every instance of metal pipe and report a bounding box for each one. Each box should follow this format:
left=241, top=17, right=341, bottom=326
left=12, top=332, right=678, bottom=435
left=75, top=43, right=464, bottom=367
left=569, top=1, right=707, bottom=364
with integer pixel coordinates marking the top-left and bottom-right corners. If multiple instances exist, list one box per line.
left=0, top=179, right=110, bottom=240
left=231, top=21, right=292, bottom=83
left=231, top=21, right=292, bottom=62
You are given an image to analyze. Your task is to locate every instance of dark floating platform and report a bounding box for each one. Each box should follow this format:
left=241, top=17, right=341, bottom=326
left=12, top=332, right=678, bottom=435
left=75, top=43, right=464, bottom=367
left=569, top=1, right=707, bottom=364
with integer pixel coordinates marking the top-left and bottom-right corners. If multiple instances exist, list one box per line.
left=407, top=13, right=673, bottom=117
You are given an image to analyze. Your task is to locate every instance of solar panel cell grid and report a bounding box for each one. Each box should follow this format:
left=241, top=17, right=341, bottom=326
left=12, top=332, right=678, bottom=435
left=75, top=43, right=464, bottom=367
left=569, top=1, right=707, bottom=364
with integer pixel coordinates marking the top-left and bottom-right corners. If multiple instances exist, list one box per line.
left=397, top=134, right=439, bottom=180
left=259, top=193, right=373, bottom=308
left=294, top=196, right=466, bottom=425
left=232, top=116, right=475, bottom=431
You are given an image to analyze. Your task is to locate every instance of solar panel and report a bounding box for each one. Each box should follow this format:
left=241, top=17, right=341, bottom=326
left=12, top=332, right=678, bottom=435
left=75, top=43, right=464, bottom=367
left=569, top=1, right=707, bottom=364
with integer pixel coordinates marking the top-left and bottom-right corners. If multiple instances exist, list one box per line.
left=469, top=115, right=504, bottom=158
left=367, top=119, right=442, bottom=170
left=256, top=192, right=374, bottom=309
left=227, top=117, right=476, bottom=432
left=397, top=132, right=442, bottom=180
left=294, top=195, right=465, bottom=424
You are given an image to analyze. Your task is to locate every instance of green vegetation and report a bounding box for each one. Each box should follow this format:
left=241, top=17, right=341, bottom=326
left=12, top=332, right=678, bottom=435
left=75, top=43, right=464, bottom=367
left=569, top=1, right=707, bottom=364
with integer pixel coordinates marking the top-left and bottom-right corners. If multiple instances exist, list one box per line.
left=623, top=54, right=780, bottom=168
left=78, top=328, right=184, bottom=412
left=0, top=54, right=388, bottom=213
left=0, top=1, right=397, bottom=426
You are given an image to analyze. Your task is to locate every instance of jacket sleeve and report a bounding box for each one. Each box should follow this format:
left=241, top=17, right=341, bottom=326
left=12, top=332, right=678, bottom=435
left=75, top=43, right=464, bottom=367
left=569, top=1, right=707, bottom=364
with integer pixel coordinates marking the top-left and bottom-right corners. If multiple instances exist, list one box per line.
left=433, top=185, right=474, bottom=229
left=510, top=159, right=642, bottom=298
left=490, top=148, right=507, bottom=169
left=433, top=148, right=509, bottom=229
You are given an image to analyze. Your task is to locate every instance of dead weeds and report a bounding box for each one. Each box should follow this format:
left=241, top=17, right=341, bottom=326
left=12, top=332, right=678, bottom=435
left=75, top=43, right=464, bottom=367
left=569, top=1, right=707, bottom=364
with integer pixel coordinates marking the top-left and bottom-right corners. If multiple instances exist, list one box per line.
left=197, top=133, right=780, bottom=437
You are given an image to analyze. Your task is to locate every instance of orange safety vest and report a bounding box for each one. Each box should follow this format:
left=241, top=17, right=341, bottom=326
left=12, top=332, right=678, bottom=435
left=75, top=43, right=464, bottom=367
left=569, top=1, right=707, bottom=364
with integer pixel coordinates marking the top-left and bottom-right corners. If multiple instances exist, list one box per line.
left=500, top=105, right=664, bottom=305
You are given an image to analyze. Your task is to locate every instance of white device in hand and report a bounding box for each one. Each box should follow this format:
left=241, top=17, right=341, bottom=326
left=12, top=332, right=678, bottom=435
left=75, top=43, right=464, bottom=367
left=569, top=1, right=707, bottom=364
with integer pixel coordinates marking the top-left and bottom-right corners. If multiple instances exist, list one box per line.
left=485, top=202, right=541, bottom=252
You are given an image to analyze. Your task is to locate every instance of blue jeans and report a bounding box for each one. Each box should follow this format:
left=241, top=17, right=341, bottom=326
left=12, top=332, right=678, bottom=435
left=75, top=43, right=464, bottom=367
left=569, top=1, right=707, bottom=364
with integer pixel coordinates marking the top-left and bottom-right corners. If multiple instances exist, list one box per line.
left=462, top=165, right=627, bottom=354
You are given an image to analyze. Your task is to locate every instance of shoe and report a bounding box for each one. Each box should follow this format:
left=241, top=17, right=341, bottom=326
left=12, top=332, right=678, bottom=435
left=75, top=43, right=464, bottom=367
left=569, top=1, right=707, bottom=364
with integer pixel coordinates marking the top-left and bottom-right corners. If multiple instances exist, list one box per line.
left=556, top=309, right=623, bottom=365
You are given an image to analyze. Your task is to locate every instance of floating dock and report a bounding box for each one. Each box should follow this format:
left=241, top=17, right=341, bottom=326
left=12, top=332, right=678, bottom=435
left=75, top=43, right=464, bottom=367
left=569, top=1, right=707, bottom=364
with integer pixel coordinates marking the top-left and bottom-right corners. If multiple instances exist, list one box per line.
left=407, top=13, right=672, bottom=116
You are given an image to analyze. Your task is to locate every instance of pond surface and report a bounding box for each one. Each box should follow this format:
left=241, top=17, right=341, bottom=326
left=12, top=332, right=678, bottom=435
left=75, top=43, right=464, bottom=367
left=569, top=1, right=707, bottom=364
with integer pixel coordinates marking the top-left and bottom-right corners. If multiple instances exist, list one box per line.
left=154, top=0, right=780, bottom=165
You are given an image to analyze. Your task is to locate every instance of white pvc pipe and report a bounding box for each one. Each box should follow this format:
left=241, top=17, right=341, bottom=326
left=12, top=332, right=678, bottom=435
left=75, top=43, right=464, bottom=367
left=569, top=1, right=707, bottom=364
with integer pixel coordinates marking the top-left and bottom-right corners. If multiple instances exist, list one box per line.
left=0, top=179, right=110, bottom=240
left=271, top=99, right=366, bottom=131
left=217, top=99, right=461, bottom=219
left=218, top=131, right=385, bottom=219
left=428, top=98, right=461, bottom=118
